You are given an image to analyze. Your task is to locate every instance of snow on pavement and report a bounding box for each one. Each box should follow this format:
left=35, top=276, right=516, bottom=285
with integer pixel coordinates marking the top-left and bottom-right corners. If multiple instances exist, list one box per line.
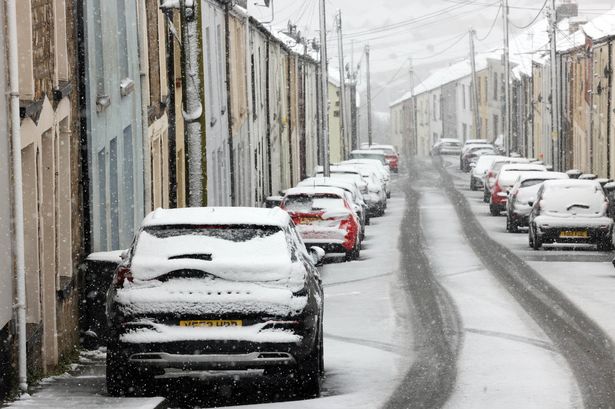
left=418, top=178, right=581, bottom=409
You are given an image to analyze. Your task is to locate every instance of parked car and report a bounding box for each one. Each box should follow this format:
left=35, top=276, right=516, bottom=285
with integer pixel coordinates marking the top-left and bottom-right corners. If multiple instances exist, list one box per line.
left=281, top=186, right=362, bottom=260
left=463, top=146, right=497, bottom=171
left=298, top=176, right=368, bottom=236
left=469, top=155, right=506, bottom=191
left=432, top=138, right=462, bottom=156
left=348, top=150, right=388, bottom=168
left=368, top=144, right=399, bottom=172
left=528, top=179, right=613, bottom=251
left=489, top=163, right=547, bottom=216
left=483, top=157, right=531, bottom=202
left=505, top=171, right=569, bottom=232
left=459, top=139, right=491, bottom=170
left=106, top=207, right=325, bottom=398
left=314, top=165, right=379, bottom=216
left=357, top=168, right=387, bottom=216
left=341, top=158, right=391, bottom=198
left=461, top=144, right=494, bottom=172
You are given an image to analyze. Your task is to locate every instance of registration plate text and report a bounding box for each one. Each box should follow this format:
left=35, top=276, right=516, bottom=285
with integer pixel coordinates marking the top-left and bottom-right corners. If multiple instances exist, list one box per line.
left=179, top=320, right=243, bottom=327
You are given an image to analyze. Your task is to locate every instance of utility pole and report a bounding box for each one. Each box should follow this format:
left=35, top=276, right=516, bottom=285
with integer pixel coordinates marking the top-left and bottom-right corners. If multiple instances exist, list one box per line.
left=179, top=0, right=206, bottom=206
left=319, top=0, right=330, bottom=176
left=409, top=59, right=418, bottom=156
left=502, top=0, right=511, bottom=155
left=349, top=40, right=359, bottom=150
left=469, top=28, right=481, bottom=140
left=365, top=44, right=373, bottom=147
left=548, top=0, right=560, bottom=170
left=336, top=10, right=349, bottom=158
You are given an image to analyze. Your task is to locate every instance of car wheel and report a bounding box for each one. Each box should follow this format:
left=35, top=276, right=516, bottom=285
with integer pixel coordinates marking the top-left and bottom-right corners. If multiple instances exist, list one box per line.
left=532, top=229, right=542, bottom=250
left=510, top=219, right=519, bottom=233
left=489, top=204, right=500, bottom=216
left=386, top=192, right=391, bottom=199
left=528, top=229, right=534, bottom=248
left=597, top=239, right=613, bottom=252
left=106, top=347, right=130, bottom=397
left=506, top=216, right=511, bottom=232
left=470, top=178, right=476, bottom=191
left=293, top=341, right=322, bottom=399
left=483, top=189, right=490, bottom=203
left=345, top=240, right=360, bottom=261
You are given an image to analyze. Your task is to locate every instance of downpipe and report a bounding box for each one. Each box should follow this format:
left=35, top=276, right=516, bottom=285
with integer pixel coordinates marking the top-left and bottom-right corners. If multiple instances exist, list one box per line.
left=7, top=0, right=28, bottom=393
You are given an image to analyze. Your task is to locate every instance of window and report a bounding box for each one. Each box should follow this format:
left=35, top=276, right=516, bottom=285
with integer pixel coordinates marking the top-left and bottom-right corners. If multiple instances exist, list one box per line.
left=98, top=149, right=107, bottom=248
left=463, top=123, right=468, bottom=140
left=493, top=73, right=498, bottom=100
left=109, top=138, right=119, bottom=250
left=93, top=0, right=105, bottom=97
left=116, top=0, right=129, bottom=80
left=123, top=126, right=134, bottom=241
left=462, top=84, right=466, bottom=109
left=493, top=114, right=499, bottom=136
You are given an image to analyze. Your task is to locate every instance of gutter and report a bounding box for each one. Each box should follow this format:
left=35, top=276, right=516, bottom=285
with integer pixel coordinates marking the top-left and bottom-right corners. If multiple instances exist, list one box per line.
left=7, top=0, right=28, bottom=393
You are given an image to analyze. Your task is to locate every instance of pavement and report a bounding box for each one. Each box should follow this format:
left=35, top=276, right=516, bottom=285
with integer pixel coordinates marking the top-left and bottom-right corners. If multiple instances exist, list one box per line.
left=3, top=349, right=167, bottom=409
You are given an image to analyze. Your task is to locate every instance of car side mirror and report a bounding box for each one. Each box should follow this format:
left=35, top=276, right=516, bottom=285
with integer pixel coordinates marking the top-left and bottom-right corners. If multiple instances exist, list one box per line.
left=310, top=246, right=325, bottom=266
left=120, top=250, right=129, bottom=261
left=528, top=201, right=534, bottom=208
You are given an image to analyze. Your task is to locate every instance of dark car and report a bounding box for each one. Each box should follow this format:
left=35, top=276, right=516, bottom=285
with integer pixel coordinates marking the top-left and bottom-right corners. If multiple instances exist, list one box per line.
left=106, top=207, right=325, bottom=398
left=528, top=179, right=614, bottom=251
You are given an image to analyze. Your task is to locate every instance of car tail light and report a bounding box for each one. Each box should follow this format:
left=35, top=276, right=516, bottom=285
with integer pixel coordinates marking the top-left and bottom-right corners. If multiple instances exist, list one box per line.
left=114, top=266, right=134, bottom=287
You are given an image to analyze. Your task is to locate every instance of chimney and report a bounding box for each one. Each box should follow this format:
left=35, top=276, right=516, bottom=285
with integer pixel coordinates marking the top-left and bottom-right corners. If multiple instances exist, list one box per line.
left=556, top=0, right=579, bottom=23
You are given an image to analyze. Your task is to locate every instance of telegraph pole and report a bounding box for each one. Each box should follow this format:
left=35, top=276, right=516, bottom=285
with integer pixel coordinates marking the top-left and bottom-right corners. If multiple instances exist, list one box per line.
left=336, top=10, right=349, bottom=158
left=319, top=0, right=330, bottom=176
left=365, top=44, right=373, bottom=147
left=409, top=59, right=418, bottom=156
left=469, top=28, right=481, bottom=140
left=548, top=0, right=560, bottom=169
left=502, top=0, right=511, bottom=155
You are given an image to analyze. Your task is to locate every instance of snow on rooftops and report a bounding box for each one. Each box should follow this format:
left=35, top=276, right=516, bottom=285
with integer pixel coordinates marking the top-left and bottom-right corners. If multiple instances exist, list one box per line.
left=142, top=207, right=291, bottom=228
left=582, top=8, right=615, bottom=40
left=285, top=186, right=347, bottom=197
left=315, top=164, right=362, bottom=174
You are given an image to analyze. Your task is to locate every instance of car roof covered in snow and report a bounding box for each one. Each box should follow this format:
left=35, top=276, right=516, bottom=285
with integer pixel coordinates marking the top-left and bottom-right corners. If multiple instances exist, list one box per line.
left=500, top=163, right=547, bottom=172
left=351, top=149, right=385, bottom=155
left=284, top=186, right=347, bottom=198
left=315, top=165, right=362, bottom=174
left=298, top=177, right=358, bottom=191
left=542, top=179, right=603, bottom=190
left=515, top=171, right=568, bottom=183
left=142, top=207, right=291, bottom=228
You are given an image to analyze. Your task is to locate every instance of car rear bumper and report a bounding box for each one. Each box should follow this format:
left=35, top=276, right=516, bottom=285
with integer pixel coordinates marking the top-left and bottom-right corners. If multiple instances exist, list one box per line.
left=536, top=227, right=612, bottom=243
left=128, top=351, right=296, bottom=371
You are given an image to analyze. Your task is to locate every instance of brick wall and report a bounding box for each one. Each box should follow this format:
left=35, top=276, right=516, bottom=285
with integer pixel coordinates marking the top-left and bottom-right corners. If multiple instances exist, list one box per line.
left=31, top=0, right=55, bottom=100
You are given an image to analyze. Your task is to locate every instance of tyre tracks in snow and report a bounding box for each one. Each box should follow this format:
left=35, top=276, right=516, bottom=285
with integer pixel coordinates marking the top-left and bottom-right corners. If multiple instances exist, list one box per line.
left=382, top=164, right=462, bottom=409
left=436, top=157, right=615, bottom=409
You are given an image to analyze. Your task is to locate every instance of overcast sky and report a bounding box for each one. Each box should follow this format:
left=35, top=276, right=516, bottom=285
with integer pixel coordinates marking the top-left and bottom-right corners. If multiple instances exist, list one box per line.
left=249, top=0, right=615, bottom=110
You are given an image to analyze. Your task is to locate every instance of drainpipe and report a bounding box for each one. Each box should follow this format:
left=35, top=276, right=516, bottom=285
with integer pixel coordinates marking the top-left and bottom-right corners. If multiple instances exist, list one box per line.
left=7, top=0, right=28, bottom=393
left=137, top=0, right=152, bottom=213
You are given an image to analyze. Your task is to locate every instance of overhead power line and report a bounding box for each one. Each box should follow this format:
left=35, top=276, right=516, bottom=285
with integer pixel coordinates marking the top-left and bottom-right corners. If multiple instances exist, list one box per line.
left=476, top=4, right=501, bottom=41
left=510, top=0, right=548, bottom=30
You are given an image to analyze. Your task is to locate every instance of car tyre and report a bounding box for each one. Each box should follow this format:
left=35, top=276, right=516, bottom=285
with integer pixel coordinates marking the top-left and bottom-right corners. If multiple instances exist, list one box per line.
left=483, top=189, right=490, bottom=203
left=470, top=177, right=476, bottom=191
left=531, top=229, right=542, bottom=250
left=345, top=240, right=361, bottom=261
left=597, top=239, right=613, bottom=252
left=489, top=203, right=500, bottom=216
left=293, top=339, right=322, bottom=399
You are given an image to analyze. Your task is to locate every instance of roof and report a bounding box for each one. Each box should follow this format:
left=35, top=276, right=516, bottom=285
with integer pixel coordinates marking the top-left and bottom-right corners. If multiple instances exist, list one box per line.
left=298, top=177, right=358, bottom=192
left=517, top=171, right=568, bottom=181
left=142, top=207, right=291, bottom=228
left=582, top=9, right=615, bottom=41
left=284, top=186, right=347, bottom=197
left=315, top=165, right=362, bottom=174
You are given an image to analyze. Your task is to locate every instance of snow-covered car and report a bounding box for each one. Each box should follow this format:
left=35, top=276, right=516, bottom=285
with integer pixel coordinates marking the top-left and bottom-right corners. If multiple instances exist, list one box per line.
left=489, top=163, right=547, bottom=216
left=432, top=138, right=462, bottom=156
left=528, top=179, right=613, bottom=251
left=459, top=139, right=491, bottom=169
left=461, top=144, right=494, bottom=172
left=483, top=157, right=531, bottom=202
left=469, top=155, right=506, bottom=191
left=105, top=207, right=325, bottom=397
left=281, top=186, right=361, bottom=261
left=505, top=171, right=569, bottom=232
left=298, top=177, right=368, bottom=237
left=358, top=168, right=387, bottom=216
left=341, top=158, right=391, bottom=198
left=314, top=165, right=376, bottom=213
left=348, top=149, right=388, bottom=167
left=368, top=144, right=399, bottom=172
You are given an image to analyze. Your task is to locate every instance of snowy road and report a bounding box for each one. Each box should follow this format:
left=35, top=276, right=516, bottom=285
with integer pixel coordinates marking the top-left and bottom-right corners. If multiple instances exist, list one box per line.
left=437, top=155, right=615, bottom=409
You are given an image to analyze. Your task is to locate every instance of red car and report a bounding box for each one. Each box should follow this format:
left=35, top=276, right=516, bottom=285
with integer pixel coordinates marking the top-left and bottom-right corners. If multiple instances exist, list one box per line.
left=369, top=145, right=399, bottom=173
left=281, top=186, right=361, bottom=261
left=490, top=163, right=547, bottom=216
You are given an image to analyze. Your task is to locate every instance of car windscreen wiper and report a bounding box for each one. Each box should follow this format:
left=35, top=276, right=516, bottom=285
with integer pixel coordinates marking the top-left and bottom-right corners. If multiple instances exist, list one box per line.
left=566, top=203, right=591, bottom=211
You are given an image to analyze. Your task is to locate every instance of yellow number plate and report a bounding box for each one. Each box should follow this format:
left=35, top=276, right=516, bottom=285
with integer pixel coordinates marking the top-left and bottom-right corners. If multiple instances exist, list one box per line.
left=179, top=320, right=243, bottom=327
left=559, top=231, right=589, bottom=238
left=299, top=217, right=320, bottom=224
